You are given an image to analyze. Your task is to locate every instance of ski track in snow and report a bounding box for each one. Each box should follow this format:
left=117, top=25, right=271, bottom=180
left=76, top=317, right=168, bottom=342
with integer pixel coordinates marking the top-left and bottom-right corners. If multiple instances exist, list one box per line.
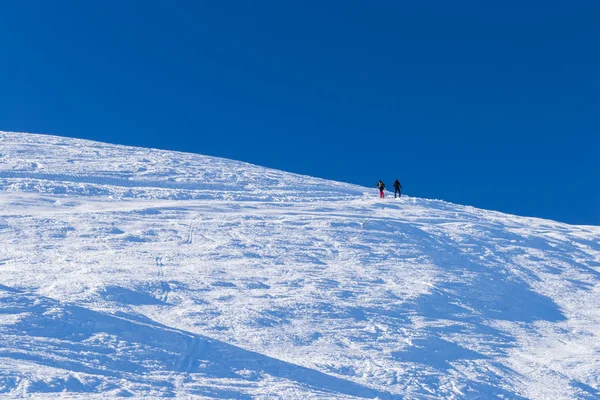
left=0, top=131, right=599, bottom=399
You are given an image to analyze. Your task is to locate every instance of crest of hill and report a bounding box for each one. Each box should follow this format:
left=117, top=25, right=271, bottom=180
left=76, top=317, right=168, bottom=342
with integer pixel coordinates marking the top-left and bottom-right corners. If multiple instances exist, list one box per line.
left=0, top=131, right=365, bottom=202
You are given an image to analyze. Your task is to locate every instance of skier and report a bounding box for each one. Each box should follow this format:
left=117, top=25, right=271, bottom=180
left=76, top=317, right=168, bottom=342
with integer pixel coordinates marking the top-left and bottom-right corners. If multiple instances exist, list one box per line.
left=376, top=180, right=386, bottom=198
left=393, top=179, right=403, bottom=198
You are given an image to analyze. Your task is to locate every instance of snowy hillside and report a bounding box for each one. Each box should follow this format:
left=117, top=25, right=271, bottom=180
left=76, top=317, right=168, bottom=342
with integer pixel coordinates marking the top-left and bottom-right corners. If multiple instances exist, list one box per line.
left=0, top=131, right=599, bottom=399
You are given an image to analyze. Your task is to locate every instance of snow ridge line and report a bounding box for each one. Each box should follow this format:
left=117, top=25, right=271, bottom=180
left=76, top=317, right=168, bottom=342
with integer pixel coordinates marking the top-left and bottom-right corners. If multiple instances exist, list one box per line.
left=0, top=171, right=364, bottom=196
left=0, top=171, right=233, bottom=191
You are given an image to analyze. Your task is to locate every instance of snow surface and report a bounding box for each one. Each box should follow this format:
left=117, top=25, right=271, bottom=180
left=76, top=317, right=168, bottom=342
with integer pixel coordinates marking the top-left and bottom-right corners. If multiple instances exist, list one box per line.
left=0, top=131, right=599, bottom=399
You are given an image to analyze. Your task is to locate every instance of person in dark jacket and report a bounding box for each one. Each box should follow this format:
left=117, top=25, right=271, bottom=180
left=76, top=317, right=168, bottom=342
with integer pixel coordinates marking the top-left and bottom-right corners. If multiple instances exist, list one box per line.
left=376, top=180, right=386, bottom=198
left=393, top=179, right=402, bottom=198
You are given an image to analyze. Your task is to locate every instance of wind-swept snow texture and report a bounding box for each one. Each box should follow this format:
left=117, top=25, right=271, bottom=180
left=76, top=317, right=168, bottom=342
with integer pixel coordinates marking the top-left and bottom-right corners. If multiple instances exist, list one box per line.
left=0, top=131, right=599, bottom=399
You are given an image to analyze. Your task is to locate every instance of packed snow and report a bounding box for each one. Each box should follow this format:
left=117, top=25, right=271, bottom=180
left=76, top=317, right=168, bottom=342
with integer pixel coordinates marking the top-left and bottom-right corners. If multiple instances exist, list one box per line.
left=0, top=131, right=599, bottom=399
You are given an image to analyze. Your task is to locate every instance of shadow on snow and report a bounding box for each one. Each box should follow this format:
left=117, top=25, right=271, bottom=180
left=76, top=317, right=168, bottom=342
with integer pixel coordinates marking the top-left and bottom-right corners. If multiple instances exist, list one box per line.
left=0, top=285, right=397, bottom=399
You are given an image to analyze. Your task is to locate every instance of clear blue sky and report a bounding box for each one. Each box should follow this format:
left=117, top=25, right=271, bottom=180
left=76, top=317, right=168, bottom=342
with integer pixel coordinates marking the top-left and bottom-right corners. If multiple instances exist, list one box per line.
left=1, top=1, right=598, bottom=225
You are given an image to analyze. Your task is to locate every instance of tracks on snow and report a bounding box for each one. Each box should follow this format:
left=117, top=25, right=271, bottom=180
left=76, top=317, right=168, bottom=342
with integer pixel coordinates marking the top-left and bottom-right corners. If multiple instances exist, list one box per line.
left=178, top=335, right=203, bottom=373
left=183, top=215, right=201, bottom=245
left=155, top=255, right=170, bottom=304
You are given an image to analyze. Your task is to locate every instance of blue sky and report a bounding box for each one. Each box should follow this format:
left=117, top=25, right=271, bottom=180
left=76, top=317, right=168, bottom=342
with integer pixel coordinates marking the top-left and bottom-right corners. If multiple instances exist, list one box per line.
left=1, top=1, right=598, bottom=225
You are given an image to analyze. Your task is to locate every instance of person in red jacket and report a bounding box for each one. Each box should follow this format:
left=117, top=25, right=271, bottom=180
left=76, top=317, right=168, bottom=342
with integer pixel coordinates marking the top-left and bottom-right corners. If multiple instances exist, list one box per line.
left=376, top=180, right=386, bottom=198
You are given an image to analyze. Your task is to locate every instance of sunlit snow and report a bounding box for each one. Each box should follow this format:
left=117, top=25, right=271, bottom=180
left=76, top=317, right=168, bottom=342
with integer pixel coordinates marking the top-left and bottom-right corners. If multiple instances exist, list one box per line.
left=0, top=131, right=599, bottom=399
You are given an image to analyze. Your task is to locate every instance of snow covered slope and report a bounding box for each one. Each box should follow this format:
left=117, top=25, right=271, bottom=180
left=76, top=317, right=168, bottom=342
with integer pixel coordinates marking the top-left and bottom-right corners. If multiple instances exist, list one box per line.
left=0, top=131, right=599, bottom=399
